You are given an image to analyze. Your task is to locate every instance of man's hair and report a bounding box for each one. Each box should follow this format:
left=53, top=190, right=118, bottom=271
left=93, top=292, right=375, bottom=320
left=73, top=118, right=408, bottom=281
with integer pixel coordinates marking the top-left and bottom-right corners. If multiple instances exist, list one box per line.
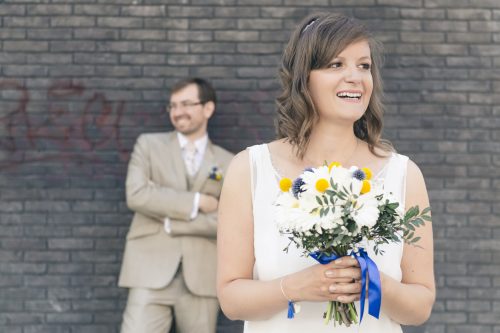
left=276, top=12, right=393, bottom=158
left=170, top=77, right=217, bottom=105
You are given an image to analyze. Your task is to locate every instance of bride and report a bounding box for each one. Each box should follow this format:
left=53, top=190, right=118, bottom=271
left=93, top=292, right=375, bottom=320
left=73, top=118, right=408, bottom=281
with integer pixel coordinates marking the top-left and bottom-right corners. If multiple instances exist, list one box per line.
left=216, top=12, right=435, bottom=333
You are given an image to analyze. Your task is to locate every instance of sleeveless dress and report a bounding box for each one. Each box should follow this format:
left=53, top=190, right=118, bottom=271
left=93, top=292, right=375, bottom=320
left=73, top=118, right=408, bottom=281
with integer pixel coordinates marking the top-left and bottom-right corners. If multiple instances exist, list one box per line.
left=245, top=144, right=409, bottom=333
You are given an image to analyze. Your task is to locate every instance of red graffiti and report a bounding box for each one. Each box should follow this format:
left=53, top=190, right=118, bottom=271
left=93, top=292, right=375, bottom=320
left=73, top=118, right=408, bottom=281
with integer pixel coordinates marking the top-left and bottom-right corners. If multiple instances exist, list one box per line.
left=0, top=80, right=136, bottom=171
left=0, top=80, right=30, bottom=152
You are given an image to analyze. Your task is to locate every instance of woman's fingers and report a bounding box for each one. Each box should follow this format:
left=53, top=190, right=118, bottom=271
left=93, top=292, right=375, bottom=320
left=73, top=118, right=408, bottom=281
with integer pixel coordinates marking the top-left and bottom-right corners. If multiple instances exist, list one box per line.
left=328, top=281, right=362, bottom=295
left=324, top=267, right=361, bottom=280
left=332, top=257, right=359, bottom=268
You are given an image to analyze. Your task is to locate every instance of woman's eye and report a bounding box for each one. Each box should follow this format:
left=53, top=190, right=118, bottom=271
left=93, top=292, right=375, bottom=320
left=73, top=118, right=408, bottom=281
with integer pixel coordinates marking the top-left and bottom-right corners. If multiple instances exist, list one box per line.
left=360, top=63, right=371, bottom=70
left=328, top=62, right=342, bottom=69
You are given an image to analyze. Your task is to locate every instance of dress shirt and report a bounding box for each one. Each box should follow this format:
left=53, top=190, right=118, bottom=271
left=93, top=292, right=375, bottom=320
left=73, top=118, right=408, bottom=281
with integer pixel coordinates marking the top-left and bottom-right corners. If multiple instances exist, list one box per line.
left=164, top=132, right=208, bottom=234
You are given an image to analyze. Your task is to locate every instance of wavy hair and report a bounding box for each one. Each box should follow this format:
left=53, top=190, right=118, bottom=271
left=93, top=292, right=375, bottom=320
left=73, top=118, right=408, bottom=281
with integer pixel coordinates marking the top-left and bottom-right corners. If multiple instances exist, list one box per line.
left=275, top=13, right=393, bottom=158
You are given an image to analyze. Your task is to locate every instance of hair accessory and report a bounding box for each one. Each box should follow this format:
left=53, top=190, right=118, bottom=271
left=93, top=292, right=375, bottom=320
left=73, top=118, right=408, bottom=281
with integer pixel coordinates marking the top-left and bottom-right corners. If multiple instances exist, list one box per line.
left=301, top=18, right=317, bottom=34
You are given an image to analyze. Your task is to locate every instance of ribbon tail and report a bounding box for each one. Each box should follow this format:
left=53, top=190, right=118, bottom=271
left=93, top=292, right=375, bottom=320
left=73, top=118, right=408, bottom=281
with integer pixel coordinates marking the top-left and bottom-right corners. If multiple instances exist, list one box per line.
left=287, top=301, right=295, bottom=318
left=355, top=253, right=368, bottom=323
left=363, top=251, right=382, bottom=319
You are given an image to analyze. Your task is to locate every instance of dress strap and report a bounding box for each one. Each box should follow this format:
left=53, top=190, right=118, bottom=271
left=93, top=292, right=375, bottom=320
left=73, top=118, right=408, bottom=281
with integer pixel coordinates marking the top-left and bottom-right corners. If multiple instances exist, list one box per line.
left=247, top=144, right=269, bottom=203
left=384, top=153, right=409, bottom=211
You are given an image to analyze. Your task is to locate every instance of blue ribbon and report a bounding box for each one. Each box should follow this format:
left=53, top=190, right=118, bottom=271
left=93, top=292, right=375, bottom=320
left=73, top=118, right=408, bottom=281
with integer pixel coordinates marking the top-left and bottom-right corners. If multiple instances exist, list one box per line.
left=309, top=248, right=381, bottom=322
left=287, top=301, right=295, bottom=318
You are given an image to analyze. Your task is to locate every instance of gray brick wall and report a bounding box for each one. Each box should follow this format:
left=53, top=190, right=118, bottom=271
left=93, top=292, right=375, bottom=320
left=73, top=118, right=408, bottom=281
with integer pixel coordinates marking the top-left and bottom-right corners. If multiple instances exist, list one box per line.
left=0, top=1, right=498, bottom=332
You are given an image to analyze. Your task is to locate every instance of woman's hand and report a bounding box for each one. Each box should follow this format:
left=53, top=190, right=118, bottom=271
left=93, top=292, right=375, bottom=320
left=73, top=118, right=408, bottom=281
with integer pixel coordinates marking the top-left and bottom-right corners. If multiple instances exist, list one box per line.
left=282, top=256, right=363, bottom=304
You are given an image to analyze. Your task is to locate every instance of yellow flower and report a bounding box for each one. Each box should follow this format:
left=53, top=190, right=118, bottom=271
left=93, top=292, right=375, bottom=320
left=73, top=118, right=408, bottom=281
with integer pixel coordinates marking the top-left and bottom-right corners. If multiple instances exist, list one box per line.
left=215, top=174, right=222, bottom=181
left=315, top=178, right=329, bottom=193
left=361, top=180, right=371, bottom=194
left=361, top=167, right=373, bottom=180
left=279, top=178, right=293, bottom=192
left=328, top=162, right=342, bottom=172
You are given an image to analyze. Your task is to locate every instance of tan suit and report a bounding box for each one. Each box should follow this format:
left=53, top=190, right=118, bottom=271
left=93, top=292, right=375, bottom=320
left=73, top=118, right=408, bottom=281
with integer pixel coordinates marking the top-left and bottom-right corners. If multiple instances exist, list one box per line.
left=119, top=132, right=234, bottom=332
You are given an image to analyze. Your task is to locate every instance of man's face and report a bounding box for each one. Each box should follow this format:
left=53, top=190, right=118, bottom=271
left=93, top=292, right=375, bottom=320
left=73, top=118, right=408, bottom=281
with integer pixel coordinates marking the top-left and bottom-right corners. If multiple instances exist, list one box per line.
left=168, top=84, right=214, bottom=138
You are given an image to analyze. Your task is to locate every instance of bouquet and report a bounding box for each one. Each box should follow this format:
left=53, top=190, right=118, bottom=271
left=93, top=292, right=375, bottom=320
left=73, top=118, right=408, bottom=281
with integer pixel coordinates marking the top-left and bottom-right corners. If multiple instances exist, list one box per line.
left=274, top=162, right=431, bottom=327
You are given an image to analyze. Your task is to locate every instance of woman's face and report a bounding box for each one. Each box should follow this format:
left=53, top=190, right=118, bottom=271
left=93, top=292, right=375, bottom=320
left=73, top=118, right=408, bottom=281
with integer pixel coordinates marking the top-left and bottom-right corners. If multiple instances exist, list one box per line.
left=308, top=39, right=373, bottom=125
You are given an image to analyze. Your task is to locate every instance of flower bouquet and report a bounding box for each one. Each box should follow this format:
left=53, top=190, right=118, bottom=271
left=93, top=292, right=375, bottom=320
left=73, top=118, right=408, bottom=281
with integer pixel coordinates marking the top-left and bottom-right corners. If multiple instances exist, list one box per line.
left=274, top=162, right=431, bottom=327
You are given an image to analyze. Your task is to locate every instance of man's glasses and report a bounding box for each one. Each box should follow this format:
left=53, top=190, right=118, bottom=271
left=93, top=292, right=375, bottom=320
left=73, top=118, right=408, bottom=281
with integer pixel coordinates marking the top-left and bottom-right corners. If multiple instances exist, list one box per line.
left=166, top=101, right=204, bottom=113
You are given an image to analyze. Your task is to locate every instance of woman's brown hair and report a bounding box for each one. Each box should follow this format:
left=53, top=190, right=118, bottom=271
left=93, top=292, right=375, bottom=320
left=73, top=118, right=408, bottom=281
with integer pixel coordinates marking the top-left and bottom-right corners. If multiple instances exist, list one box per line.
left=276, top=12, right=393, bottom=158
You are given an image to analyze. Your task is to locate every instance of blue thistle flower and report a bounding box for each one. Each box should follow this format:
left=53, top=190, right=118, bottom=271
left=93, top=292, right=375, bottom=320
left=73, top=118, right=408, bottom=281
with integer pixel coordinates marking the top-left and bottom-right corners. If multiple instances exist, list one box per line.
left=292, top=177, right=305, bottom=199
left=352, top=169, right=366, bottom=181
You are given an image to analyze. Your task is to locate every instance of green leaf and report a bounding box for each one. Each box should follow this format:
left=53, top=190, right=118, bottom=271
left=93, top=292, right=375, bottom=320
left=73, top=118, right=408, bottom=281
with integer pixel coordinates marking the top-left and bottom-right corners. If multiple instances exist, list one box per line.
left=387, top=203, right=399, bottom=210
left=421, top=207, right=431, bottom=215
left=412, top=218, right=423, bottom=226
left=404, top=206, right=419, bottom=220
left=422, top=215, right=432, bottom=222
left=411, top=236, right=421, bottom=244
left=316, top=196, right=323, bottom=205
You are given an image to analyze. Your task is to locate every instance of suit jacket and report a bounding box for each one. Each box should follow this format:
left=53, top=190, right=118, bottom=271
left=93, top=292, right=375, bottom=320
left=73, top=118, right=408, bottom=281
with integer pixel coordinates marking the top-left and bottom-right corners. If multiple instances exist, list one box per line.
left=118, top=132, right=234, bottom=297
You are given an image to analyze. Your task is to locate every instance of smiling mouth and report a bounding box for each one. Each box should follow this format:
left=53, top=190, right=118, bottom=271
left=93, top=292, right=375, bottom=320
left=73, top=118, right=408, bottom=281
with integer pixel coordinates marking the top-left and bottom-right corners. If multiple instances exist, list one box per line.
left=175, top=116, right=190, bottom=122
left=336, top=92, right=362, bottom=101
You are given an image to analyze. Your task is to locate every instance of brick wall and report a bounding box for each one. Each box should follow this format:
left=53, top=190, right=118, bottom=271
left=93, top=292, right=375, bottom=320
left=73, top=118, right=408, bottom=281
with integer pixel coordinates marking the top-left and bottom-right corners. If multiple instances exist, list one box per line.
left=0, top=1, right=499, bottom=332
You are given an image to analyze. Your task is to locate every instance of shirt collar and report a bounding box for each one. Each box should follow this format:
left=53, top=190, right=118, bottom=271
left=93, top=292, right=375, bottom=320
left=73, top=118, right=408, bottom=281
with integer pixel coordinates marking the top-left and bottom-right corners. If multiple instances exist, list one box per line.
left=177, top=132, right=208, bottom=152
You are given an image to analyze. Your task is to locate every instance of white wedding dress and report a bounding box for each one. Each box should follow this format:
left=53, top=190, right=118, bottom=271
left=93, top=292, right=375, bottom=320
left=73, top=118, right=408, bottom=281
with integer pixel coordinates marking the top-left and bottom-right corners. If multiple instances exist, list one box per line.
left=245, top=144, right=409, bottom=333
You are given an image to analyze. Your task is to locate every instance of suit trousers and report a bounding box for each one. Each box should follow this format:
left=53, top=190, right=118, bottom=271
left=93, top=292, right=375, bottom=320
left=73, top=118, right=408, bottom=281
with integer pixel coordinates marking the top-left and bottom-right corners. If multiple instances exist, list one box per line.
left=121, top=263, right=219, bottom=333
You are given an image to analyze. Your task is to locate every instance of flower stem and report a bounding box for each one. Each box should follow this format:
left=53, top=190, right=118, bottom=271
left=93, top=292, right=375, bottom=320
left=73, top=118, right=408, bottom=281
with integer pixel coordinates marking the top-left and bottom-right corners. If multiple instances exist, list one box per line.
left=338, top=303, right=350, bottom=327
left=324, top=301, right=333, bottom=325
left=348, top=302, right=358, bottom=324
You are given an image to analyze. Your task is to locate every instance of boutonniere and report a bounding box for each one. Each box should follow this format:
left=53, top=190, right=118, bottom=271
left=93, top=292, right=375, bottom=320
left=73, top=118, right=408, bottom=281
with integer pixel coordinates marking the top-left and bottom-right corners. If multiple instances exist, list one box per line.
left=209, top=166, right=223, bottom=181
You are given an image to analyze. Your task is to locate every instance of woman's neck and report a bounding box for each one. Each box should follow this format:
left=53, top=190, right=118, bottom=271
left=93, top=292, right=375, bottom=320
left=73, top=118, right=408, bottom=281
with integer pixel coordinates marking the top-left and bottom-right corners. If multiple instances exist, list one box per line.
left=302, top=124, right=359, bottom=167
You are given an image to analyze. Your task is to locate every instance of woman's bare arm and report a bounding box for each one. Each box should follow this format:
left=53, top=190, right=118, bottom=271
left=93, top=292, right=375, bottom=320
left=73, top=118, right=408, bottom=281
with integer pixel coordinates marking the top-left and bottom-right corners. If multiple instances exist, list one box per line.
left=379, top=160, right=436, bottom=325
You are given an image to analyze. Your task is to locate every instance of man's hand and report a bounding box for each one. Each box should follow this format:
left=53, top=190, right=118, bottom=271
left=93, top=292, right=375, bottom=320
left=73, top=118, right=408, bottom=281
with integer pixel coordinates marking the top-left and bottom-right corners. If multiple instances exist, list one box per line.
left=199, top=194, right=219, bottom=213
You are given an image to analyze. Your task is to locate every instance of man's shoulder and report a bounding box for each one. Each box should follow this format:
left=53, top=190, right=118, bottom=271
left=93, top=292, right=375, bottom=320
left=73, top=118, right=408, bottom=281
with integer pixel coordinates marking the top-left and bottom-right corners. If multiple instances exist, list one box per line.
left=211, top=143, right=234, bottom=160
left=137, top=131, right=174, bottom=144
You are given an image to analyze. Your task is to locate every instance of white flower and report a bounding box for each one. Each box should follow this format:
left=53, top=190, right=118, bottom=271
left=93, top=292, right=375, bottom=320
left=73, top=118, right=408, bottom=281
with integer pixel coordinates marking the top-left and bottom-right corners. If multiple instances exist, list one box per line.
left=301, top=166, right=330, bottom=194
left=351, top=178, right=363, bottom=196
left=318, top=208, right=343, bottom=230
left=329, top=165, right=352, bottom=187
left=298, top=190, right=321, bottom=213
left=275, top=191, right=298, bottom=208
left=351, top=192, right=380, bottom=229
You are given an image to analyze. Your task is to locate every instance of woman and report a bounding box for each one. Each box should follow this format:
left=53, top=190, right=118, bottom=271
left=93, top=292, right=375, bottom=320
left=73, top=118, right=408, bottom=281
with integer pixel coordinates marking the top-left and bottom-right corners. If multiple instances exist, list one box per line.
left=217, top=13, right=435, bottom=332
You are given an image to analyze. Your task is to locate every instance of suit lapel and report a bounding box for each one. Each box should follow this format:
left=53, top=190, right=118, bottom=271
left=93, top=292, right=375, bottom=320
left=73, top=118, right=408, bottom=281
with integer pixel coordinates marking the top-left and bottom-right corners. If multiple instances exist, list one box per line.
left=167, top=132, right=188, bottom=189
left=192, top=140, right=215, bottom=192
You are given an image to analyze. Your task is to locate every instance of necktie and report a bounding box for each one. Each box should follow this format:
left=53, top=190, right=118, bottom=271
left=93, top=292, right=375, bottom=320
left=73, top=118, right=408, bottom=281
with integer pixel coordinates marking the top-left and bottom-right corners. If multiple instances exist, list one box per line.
left=184, top=142, right=198, bottom=176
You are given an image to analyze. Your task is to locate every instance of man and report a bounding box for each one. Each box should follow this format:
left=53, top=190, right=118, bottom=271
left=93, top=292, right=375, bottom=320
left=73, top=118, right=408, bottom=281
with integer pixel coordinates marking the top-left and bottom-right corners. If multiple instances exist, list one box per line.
left=119, top=78, right=234, bottom=333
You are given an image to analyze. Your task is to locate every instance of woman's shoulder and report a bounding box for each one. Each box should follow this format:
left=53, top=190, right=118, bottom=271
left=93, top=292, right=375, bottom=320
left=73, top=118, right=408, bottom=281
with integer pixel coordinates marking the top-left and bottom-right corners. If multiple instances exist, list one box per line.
left=247, top=139, right=285, bottom=150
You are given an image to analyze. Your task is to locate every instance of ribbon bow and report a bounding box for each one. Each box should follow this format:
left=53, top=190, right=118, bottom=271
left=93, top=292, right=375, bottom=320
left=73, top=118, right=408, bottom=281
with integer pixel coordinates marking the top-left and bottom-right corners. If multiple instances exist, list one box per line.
left=309, top=248, right=381, bottom=322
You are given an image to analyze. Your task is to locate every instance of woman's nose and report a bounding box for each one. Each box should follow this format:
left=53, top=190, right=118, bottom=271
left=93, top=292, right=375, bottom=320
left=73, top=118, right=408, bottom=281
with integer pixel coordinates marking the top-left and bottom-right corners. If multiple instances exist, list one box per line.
left=344, top=66, right=362, bottom=83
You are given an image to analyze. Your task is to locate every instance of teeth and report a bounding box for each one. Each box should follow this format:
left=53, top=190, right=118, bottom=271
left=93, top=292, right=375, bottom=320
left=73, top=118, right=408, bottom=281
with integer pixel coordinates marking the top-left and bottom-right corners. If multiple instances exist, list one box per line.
left=337, top=92, right=362, bottom=98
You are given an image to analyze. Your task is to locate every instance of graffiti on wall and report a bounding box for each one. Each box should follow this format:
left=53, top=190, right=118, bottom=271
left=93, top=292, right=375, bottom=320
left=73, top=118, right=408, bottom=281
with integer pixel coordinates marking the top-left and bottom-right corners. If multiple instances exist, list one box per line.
left=0, top=80, right=150, bottom=171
